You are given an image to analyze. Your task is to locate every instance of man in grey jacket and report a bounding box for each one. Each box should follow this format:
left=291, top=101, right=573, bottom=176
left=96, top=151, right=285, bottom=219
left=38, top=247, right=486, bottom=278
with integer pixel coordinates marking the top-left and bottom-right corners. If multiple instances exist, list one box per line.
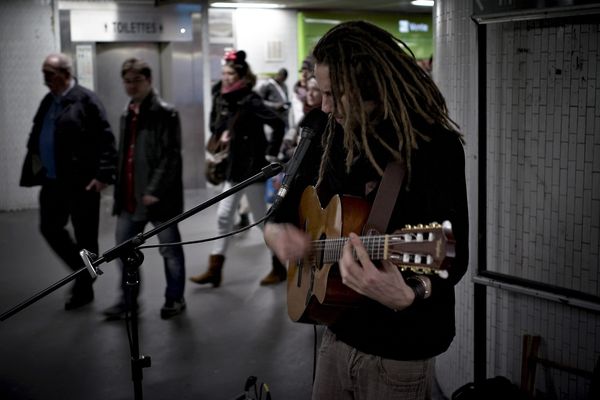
left=104, top=58, right=186, bottom=320
left=258, top=67, right=290, bottom=131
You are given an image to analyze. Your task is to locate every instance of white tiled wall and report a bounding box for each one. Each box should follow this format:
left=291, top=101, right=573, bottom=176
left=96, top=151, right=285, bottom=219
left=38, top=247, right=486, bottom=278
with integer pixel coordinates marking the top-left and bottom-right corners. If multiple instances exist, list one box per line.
left=485, top=16, right=600, bottom=399
left=0, top=0, right=58, bottom=210
left=433, top=0, right=479, bottom=394
left=436, top=2, right=599, bottom=399
left=487, top=18, right=599, bottom=297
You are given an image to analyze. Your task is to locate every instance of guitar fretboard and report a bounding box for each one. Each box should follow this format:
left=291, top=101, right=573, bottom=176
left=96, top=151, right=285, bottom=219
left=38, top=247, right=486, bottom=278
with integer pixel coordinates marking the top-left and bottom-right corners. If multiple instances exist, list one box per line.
left=309, top=231, right=437, bottom=266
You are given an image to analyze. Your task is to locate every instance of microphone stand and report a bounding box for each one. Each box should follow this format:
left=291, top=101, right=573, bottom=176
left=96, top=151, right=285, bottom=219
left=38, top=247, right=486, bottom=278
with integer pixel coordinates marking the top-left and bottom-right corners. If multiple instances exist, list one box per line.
left=0, top=163, right=283, bottom=400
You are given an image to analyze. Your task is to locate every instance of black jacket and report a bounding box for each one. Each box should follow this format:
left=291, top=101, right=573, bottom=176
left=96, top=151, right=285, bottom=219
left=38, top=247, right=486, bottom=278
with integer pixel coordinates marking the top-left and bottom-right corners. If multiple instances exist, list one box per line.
left=113, top=91, right=184, bottom=221
left=271, top=118, right=469, bottom=361
left=209, top=82, right=284, bottom=183
left=20, top=84, right=117, bottom=187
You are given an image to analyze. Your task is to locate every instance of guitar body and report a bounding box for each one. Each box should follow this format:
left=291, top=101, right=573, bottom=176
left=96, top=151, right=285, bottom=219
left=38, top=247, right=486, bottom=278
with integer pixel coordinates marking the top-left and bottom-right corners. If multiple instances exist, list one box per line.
left=287, top=186, right=371, bottom=325
left=287, top=186, right=455, bottom=326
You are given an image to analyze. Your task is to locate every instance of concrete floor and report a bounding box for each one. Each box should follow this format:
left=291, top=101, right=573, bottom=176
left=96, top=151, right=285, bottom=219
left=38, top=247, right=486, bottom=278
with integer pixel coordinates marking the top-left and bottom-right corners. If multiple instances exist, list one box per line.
left=0, top=188, right=448, bottom=400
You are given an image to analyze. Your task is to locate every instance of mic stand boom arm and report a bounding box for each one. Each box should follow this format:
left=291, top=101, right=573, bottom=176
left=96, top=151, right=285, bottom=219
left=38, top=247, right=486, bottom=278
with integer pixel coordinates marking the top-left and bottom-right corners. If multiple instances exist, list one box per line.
left=0, top=163, right=282, bottom=400
left=1, top=162, right=282, bottom=322
left=96, top=162, right=283, bottom=269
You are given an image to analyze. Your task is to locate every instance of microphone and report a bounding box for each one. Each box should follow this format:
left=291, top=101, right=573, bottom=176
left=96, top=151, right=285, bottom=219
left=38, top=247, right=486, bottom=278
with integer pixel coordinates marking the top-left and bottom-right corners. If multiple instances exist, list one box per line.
left=269, top=108, right=328, bottom=214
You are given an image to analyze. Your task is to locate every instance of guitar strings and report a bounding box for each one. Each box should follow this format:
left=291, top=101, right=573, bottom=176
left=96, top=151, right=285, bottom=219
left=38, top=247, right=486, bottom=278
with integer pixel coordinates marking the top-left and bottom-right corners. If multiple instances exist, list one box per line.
left=309, top=236, right=389, bottom=263
left=307, top=233, right=434, bottom=265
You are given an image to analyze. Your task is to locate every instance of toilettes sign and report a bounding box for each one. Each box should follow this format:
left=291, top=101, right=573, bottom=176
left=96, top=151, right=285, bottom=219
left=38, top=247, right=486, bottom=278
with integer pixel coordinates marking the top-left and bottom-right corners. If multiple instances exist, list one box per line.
left=70, top=9, right=192, bottom=42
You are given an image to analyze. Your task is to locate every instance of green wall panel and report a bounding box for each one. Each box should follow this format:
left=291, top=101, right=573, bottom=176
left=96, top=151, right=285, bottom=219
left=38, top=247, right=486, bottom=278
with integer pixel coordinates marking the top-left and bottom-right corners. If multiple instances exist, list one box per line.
left=298, top=11, right=433, bottom=64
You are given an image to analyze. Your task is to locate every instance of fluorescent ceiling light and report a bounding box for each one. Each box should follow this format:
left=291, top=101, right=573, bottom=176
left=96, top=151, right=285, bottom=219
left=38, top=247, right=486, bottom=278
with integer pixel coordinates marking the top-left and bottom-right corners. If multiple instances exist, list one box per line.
left=304, top=18, right=342, bottom=25
left=210, top=2, right=284, bottom=8
left=411, top=0, right=434, bottom=6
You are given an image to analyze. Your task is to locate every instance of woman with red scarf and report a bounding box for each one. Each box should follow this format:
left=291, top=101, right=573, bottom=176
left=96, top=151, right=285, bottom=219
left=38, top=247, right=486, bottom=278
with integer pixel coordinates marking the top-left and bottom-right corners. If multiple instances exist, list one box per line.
left=190, top=50, right=286, bottom=287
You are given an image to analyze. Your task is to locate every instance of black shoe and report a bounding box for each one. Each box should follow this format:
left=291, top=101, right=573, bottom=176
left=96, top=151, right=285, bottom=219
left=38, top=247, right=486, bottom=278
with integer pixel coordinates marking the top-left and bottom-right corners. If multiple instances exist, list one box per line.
left=160, top=298, right=186, bottom=319
left=234, top=213, right=250, bottom=230
left=103, top=302, right=136, bottom=320
left=65, top=293, right=94, bottom=310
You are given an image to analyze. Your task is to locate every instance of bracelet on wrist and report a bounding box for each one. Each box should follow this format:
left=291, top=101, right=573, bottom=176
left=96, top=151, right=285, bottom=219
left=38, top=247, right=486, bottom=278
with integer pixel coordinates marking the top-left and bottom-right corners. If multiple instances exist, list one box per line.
left=406, top=275, right=431, bottom=302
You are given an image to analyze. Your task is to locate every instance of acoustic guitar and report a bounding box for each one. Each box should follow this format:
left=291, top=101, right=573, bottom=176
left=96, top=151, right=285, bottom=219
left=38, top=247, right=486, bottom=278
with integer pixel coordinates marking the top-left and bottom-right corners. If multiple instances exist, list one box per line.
left=287, top=186, right=455, bottom=325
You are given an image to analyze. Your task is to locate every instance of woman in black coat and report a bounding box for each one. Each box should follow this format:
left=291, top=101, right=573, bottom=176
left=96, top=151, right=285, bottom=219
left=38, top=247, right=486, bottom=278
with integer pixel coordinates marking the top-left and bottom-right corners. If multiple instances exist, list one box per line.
left=190, top=50, right=286, bottom=287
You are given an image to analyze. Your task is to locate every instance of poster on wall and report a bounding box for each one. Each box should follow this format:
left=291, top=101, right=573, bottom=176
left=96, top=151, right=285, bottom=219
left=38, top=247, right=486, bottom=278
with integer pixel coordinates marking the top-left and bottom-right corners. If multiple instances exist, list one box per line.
left=76, top=44, right=95, bottom=91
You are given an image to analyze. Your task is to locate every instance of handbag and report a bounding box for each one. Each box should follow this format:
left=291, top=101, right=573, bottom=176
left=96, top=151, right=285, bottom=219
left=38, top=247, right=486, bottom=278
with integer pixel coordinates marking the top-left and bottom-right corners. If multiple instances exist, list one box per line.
left=205, top=132, right=229, bottom=185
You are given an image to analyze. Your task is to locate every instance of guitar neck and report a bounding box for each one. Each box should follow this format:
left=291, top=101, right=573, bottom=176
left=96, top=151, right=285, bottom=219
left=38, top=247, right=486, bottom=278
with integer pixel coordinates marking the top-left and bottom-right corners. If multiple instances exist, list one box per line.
left=309, top=223, right=452, bottom=276
left=312, top=235, right=410, bottom=264
left=312, top=235, right=388, bottom=264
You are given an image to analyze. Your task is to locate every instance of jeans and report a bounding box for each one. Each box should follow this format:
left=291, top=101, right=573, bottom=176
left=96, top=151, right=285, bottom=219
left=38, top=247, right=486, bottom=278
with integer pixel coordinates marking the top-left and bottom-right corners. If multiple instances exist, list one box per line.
left=115, top=212, right=186, bottom=303
left=212, top=180, right=267, bottom=255
left=39, top=181, right=100, bottom=297
left=312, top=329, right=434, bottom=400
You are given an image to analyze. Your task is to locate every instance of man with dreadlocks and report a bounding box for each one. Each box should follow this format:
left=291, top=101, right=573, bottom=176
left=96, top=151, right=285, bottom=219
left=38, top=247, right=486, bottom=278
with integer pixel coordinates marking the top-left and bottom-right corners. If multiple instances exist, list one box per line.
left=264, top=21, right=469, bottom=399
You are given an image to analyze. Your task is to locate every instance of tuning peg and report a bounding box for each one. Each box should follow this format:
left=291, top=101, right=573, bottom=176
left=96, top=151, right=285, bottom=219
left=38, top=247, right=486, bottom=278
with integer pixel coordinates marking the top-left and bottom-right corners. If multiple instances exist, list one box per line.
left=436, top=270, right=449, bottom=279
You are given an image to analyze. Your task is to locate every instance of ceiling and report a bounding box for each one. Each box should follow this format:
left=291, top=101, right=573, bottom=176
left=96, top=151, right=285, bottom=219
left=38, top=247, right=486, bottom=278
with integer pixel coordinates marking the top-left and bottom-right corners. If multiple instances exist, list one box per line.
left=193, top=0, right=432, bottom=14
left=219, top=0, right=431, bottom=13
left=72, top=0, right=433, bottom=14
left=64, top=0, right=433, bottom=14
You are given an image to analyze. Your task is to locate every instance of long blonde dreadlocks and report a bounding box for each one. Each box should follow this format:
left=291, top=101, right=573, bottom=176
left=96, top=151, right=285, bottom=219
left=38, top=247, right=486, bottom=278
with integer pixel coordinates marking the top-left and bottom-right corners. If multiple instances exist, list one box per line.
left=312, top=20, right=461, bottom=185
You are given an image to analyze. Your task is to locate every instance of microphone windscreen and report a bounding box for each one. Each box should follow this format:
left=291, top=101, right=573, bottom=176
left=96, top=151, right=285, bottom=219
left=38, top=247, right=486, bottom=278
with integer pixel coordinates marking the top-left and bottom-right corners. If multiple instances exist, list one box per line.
left=299, top=108, right=328, bottom=134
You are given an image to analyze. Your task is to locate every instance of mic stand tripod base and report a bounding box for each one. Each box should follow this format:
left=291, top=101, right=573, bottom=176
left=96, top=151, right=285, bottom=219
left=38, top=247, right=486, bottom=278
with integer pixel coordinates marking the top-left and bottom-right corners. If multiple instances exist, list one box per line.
left=1, top=165, right=285, bottom=396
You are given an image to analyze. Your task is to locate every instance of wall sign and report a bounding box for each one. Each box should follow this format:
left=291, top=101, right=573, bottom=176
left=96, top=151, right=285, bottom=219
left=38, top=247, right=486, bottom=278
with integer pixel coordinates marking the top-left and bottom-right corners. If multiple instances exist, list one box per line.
left=70, top=10, right=192, bottom=42
left=75, top=44, right=95, bottom=90
left=398, top=19, right=429, bottom=33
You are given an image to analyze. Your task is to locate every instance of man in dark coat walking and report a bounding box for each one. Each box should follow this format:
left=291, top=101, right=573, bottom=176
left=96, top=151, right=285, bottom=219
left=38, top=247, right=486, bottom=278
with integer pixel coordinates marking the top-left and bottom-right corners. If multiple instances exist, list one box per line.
left=104, top=58, right=186, bottom=320
left=20, top=53, right=117, bottom=310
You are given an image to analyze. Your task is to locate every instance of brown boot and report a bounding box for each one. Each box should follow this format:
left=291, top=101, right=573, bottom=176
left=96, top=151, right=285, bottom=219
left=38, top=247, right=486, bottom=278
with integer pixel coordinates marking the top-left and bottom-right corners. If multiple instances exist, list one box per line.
left=189, top=255, right=225, bottom=287
left=260, top=255, right=287, bottom=286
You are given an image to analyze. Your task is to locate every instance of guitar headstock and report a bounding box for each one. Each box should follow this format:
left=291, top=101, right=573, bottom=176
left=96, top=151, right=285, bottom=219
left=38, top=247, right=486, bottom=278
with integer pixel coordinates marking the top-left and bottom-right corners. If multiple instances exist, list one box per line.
left=387, top=221, right=455, bottom=279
